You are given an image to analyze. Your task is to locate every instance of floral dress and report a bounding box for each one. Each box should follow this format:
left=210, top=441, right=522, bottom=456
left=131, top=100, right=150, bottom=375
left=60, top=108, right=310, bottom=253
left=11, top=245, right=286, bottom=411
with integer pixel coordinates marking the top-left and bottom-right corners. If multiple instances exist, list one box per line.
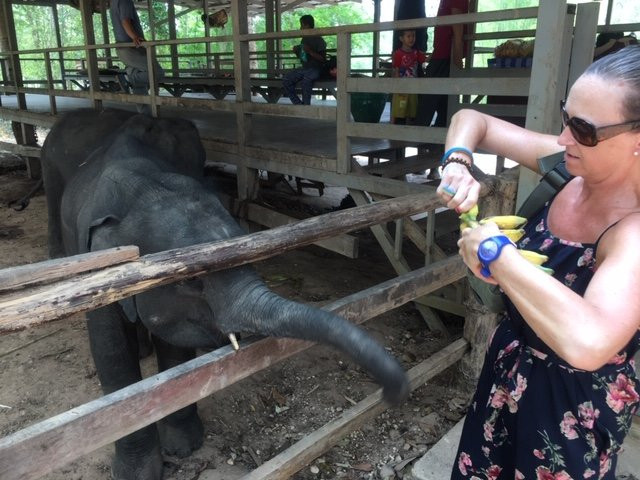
left=452, top=201, right=640, bottom=480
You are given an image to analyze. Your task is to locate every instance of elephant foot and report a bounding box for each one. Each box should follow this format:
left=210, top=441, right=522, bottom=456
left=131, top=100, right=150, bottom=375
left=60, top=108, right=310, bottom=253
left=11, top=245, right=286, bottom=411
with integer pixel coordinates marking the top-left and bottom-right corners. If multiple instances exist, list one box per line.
left=111, top=442, right=163, bottom=480
left=158, top=412, right=204, bottom=458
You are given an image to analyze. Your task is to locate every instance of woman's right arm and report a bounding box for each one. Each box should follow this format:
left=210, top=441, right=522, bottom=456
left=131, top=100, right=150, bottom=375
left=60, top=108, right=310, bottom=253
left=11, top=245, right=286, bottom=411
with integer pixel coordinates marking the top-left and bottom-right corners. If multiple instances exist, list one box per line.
left=437, top=109, right=563, bottom=211
left=447, top=109, right=562, bottom=171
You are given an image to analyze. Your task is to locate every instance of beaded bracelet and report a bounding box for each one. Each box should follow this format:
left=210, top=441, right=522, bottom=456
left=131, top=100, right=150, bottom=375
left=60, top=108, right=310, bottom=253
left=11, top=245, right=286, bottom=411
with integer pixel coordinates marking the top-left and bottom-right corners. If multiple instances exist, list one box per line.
left=442, top=156, right=472, bottom=170
left=441, top=146, right=474, bottom=166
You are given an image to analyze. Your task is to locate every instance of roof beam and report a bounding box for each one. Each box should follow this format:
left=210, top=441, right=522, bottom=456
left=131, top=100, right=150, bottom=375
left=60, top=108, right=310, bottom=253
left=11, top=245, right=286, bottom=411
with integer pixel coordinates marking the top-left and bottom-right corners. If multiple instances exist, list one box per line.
left=281, top=0, right=307, bottom=13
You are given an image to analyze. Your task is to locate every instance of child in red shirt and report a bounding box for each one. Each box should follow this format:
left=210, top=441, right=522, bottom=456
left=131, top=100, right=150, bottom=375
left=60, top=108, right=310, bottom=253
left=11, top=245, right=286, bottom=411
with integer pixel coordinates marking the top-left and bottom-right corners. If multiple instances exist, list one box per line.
left=391, top=30, right=428, bottom=124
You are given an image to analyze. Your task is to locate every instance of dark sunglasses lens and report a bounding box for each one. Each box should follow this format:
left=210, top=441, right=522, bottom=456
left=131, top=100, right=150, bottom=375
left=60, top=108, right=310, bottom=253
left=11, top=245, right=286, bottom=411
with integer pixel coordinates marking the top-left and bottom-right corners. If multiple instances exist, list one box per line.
left=568, top=118, right=597, bottom=146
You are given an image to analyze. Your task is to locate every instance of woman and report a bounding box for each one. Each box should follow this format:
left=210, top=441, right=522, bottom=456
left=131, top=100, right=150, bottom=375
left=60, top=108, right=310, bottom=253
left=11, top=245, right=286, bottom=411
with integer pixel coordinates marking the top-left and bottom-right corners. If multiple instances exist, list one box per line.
left=437, top=45, right=640, bottom=479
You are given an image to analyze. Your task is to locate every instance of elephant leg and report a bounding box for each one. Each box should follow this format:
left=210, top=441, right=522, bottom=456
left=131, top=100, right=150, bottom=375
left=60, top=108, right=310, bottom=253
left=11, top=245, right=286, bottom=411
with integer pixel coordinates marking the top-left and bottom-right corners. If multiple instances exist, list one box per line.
left=87, top=304, right=163, bottom=480
left=152, top=335, right=204, bottom=458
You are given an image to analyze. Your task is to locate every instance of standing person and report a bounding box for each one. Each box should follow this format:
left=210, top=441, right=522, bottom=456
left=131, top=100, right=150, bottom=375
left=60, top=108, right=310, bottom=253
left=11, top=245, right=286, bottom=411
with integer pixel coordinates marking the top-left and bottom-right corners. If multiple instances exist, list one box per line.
left=391, top=30, right=428, bottom=124
left=437, top=45, right=640, bottom=479
left=110, top=0, right=164, bottom=101
left=282, top=15, right=326, bottom=105
left=416, top=0, right=469, bottom=127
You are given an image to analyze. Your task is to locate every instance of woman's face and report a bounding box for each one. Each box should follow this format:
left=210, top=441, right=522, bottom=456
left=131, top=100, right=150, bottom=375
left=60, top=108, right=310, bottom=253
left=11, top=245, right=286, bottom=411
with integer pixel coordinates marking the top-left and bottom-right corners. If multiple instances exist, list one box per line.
left=558, top=75, right=640, bottom=179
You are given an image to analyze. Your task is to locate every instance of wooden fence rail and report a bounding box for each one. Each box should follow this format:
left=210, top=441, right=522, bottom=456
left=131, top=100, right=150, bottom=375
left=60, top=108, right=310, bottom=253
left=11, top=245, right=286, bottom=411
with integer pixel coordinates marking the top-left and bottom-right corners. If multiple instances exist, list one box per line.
left=0, top=191, right=444, bottom=333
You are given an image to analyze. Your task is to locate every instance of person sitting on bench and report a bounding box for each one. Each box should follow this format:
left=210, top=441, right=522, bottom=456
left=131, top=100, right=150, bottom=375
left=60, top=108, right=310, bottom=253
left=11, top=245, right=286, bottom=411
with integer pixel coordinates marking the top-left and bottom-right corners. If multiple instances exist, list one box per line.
left=282, top=15, right=326, bottom=105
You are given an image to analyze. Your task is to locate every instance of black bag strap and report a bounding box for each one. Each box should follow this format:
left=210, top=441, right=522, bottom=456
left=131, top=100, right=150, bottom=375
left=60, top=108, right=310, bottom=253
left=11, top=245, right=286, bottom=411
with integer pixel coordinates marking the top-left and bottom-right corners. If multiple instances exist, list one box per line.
left=516, top=151, right=573, bottom=218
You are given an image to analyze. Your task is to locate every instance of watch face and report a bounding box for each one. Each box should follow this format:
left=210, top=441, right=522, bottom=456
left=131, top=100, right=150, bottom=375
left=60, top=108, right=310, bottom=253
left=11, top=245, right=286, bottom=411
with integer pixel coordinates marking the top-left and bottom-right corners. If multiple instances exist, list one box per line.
left=478, top=239, right=499, bottom=262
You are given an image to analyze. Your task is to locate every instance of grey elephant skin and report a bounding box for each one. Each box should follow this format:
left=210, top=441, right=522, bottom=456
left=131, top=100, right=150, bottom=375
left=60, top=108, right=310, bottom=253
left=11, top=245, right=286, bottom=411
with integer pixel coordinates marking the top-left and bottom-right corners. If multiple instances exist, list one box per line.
left=40, top=109, right=409, bottom=480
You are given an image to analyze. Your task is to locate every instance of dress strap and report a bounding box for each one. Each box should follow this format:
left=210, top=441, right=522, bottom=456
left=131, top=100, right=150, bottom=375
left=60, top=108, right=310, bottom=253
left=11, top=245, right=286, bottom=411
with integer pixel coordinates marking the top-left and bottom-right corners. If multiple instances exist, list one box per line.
left=595, top=211, right=640, bottom=246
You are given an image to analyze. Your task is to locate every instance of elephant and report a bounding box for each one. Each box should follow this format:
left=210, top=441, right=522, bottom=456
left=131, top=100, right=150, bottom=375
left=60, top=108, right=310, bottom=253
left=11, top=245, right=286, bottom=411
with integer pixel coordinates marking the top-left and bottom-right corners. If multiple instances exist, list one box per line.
left=40, top=109, right=410, bottom=480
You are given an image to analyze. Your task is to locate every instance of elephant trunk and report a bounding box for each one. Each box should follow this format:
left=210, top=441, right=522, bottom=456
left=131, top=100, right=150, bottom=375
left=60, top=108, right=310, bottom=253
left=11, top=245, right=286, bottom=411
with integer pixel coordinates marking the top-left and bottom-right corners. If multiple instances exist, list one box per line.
left=202, top=269, right=409, bottom=405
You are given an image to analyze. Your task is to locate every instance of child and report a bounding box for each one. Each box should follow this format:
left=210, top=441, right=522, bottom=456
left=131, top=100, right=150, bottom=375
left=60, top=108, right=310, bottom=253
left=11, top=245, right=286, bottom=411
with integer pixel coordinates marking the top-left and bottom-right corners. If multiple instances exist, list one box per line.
left=391, top=30, right=428, bottom=124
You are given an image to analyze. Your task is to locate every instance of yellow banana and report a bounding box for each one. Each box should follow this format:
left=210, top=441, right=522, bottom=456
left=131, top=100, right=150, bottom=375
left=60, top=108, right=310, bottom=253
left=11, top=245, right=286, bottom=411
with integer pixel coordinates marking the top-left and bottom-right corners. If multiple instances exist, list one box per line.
left=459, top=205, right=479, bottom=229
left=536, top=265, right=555, bottom=275
left=519, top=249, right=549, bottom=265
left=480, top=215, right=527, bottom=229
left=500, top=228, right=526, bottom=243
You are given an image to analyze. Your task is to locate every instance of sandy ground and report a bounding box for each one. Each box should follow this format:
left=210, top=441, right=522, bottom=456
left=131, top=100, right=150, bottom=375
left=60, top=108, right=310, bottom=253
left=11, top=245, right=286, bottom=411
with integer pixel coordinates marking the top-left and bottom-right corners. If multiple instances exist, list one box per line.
left=0, top=158, right=470, bottom=480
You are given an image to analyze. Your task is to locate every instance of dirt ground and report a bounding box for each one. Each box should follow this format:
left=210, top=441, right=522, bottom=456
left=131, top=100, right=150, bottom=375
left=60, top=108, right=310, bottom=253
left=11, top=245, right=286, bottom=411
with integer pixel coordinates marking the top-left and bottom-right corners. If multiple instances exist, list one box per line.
left=0, top=156, right=471, bottom=480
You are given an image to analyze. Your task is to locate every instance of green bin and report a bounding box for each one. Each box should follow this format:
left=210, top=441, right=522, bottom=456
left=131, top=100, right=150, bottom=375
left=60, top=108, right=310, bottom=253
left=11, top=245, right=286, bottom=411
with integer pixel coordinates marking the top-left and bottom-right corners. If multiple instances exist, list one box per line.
left=350, top=92, right=387, bottom=123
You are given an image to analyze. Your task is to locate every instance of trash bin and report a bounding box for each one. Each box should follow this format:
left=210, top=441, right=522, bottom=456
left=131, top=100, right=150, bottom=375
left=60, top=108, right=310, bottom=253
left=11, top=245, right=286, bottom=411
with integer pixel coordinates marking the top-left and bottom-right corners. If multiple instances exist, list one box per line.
left=350, top=92, right=387, bottom=123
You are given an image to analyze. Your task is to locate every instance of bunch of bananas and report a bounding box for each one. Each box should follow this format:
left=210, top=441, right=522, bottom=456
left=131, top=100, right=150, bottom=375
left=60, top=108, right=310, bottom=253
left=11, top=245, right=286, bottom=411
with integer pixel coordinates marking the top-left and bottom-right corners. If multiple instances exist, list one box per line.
left=459, top=205, right=553, bottom=274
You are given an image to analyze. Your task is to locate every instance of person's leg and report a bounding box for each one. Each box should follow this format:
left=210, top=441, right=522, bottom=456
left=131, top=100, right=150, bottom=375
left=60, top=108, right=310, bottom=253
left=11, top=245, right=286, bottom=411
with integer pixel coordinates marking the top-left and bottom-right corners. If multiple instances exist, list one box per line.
left=300, top=68, right=320, bottom=105
left=415, top=59, right=451, bottom=126
left=116, top=47, right=152, bottom=95
left=282, top=69, right=304, bottom=105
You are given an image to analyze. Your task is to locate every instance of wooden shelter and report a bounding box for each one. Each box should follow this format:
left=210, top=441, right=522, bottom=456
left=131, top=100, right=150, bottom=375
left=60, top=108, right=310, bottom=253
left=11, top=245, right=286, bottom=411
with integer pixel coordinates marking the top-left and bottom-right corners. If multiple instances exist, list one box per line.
left=0, top=0, right=639, bottom=477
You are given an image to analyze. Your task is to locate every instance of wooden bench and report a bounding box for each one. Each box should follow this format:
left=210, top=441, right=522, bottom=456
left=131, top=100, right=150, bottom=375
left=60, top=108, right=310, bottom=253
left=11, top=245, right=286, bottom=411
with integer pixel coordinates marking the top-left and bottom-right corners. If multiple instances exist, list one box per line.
left=64, top=68, right=127, bottom=93
left=159, top=75, right=336, bottom=103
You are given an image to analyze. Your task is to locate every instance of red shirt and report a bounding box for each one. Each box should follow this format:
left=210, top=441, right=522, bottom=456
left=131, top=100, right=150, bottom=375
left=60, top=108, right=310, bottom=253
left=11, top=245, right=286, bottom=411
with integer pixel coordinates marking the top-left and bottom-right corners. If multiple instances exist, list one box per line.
left=431, top=0, right=469, bottom=60
left=392, top=48, right=427, bottom=77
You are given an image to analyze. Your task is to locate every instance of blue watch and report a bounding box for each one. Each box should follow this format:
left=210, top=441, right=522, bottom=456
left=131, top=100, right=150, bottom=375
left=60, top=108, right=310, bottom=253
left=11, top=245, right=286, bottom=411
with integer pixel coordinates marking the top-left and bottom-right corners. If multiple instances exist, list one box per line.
left=477, top=235, right=514, bottom=278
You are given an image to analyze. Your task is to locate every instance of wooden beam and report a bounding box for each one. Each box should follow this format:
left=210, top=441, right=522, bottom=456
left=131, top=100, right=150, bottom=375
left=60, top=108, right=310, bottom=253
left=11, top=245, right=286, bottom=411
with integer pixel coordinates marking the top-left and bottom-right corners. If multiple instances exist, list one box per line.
left=280, top=0, right=306, bottom=13
left=0, top=140, right=41, bottom=157
left=517, top=0, right=572, bottom=209
left=568, top=2, right=598, bottom=89
left=0, top=257, right=467, bottom=480
left=215, top=192, right=359, bottom=258
left=0, top=246, right=139, bottom=293
left=239, top=338, right=469, bottom=480
left=80, top=0, right=101, bottom=109
left=336, top=32, right=351, bottom=175
left=0, top=191, right=445, bottom=331
left=167, top=0, right=179, bottom=77
left=347, top=76, right=531, bottom=96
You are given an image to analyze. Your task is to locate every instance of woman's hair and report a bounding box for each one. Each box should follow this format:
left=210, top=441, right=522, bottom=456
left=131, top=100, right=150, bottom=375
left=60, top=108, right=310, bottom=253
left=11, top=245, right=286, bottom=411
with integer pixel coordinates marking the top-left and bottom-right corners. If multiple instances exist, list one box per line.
left=584, top=44, right=640, bottom=120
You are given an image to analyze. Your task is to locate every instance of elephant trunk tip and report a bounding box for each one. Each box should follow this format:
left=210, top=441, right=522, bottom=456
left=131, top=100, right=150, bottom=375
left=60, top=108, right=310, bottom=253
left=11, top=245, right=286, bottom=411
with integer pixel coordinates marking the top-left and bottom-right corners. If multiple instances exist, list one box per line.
left=382, top=372, right=410, bottom=406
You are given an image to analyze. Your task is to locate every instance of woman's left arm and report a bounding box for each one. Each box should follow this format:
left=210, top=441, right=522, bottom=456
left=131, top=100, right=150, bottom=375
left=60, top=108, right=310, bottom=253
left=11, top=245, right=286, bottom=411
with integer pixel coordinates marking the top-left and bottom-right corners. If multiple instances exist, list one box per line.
left=461, top=217, right=640, bottom=370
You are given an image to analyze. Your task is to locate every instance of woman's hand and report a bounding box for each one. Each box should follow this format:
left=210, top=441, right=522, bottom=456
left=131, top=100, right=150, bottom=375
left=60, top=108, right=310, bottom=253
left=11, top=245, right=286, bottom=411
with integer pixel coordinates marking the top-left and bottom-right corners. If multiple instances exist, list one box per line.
left=458, top=222, right=504, bottom=284
left=436, top=162, right=481, bottom=213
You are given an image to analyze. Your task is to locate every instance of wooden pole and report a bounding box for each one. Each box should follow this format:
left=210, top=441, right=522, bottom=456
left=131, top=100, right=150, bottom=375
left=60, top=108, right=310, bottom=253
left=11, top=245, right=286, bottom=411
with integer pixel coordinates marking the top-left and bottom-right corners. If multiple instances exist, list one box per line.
left=265, top=0, right=275, bottom=76
left=232, top=0, right=258, bottom=202
left=80, top=0, right=102, bottom=109
left=51, top=3, right=66, bottom=88
left=167, top=0, right=179, bottom=76
left=517, top=0, right=571, bottom=208
left=336, top=32, right=351, bottom=174
left=0, top=192, right=444, bottom=331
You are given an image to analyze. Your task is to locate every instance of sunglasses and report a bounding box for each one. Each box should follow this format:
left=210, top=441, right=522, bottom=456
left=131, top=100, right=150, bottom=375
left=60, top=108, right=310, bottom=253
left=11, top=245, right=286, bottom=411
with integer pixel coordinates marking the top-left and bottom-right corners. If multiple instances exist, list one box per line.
left=560, top=100, right=640, bottom=147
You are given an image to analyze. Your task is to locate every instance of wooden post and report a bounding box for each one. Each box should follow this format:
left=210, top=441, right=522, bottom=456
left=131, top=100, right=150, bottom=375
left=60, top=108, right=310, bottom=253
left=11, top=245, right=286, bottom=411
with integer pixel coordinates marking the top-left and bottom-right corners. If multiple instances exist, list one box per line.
left=51, top=2, right=65, bottom=89
left=80, top=0, right=102, bottom=110
left=275, top=0, right=282, bottom=71
left=232, top=0, right=258, bottom=202
left=1, top=1, right=40, bottom=179
left=336, top=32, right=351, bottom=174
left=517, top=0, right=571, bottom=209
left=372, top=0, right=380, bottom=76
left=568, top=2, right=599, bottom=90
left=147, top=0, right=156, bottom=41
left=146, top=44, right=158, bottom=117
left=202, top=0, right=210, bottom=68
left=167, top=0, right=179, bottom=77
left=265, top=0, right=275, bottom=77
left=99, top=0, right=112, bottom=68
left=460, top=168, right=518, bottom=386
left=44, top=51, right=57, bottom=114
